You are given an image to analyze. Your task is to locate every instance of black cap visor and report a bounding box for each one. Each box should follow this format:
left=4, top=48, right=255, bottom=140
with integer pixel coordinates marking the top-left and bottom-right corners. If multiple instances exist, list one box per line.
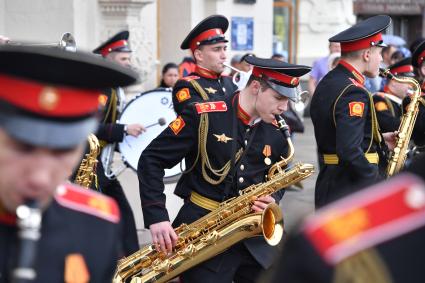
left=0, top=113, right=97, bottom=149
left=266, top=79, right=298, bottom=102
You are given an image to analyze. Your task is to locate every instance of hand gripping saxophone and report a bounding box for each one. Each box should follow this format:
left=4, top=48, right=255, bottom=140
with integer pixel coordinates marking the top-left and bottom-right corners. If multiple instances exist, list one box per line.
left=379, top=68, right=422, bottom=177
left=74, top=134, right=101, bottom=189
left=113, top=115, right=315, bottom=283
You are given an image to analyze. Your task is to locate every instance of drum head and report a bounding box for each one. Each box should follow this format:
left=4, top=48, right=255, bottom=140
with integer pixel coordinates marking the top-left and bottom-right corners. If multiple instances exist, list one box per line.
left=118, top=88, right=182, bottom=183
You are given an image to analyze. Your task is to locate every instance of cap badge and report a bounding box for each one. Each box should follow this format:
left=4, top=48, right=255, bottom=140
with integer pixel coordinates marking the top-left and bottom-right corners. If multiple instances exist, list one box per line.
left=205, top=87, right=217, bottom=94
left=39, top=87, right=59, bottom=111
left=290, top=78, right=299, bottom=86
left=213, top=133, right=233, bottom=143
left=263, top=145, right=272, bottom=165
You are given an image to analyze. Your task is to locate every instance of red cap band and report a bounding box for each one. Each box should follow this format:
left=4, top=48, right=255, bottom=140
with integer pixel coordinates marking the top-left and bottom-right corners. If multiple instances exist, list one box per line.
left=190, top=28, right=224, bottom=52
left=391, top=65, right=414, bottom=75
left=0, top=74, right=100, bottom=117
left=417, top=50, right=425, bottom=66
left=252, top=67, right=299, bottom=86
left=100, top=40, right=129, bottom=57
left=340, top=33, right=383, bottom=52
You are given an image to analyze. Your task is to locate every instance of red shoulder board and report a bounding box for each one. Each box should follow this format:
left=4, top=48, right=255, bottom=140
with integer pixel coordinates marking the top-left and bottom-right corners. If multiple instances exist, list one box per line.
left=55, top=183, right=120, bottom=223
left=195, top=101, right=228, bottom=114
left=349, top=77, right=365, bottom=89
left=181, top=75, right=200, bottom=81
left=303, top=174, right=425, bottom=265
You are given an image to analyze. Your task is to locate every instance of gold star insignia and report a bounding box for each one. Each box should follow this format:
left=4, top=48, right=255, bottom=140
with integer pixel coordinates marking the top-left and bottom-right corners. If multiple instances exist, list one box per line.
left=205, top=87, right=217, bottom=94
left=213, top=133, right=233, bottom=143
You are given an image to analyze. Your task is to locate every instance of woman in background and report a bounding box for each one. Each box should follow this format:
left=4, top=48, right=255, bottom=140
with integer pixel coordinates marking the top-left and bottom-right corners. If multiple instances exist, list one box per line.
left=159, top=62, right=179, bottom=88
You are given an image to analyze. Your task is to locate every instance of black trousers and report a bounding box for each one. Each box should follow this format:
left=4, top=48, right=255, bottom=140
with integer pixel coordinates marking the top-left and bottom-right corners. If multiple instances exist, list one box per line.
left=97, top=163, right=139, bottom=256
left=181, top=242, right=265, bottom=283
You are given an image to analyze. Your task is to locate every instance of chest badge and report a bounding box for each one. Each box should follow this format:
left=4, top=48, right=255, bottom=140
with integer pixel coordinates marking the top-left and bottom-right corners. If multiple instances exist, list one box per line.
left=205, top=87, right=217, bottom=94
left=214, top=133, right=233, bottom=143
left=263, top=145, right=272, bottom=165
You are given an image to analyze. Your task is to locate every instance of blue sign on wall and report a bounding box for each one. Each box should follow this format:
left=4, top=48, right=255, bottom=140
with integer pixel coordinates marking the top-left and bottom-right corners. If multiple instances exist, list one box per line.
left=231, top=17, right=254, bottom=51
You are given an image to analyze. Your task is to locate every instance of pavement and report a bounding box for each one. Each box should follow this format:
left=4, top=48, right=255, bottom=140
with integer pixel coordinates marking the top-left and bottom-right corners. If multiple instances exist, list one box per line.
left=116, top=117, right=319, bottom=245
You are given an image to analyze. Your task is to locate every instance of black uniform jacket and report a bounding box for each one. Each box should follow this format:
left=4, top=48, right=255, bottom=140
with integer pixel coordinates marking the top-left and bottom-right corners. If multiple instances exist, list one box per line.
left=402, top=83, right=425, bottom=147
left=373, top=92, right=402, bottom=132
left=172, top=65, right=237, bottom=115
left=96, top=88, right=126, bottom=144
left=138, top=93, right=289, bottom=268
left=0, top=183, right=121, bottom=283
left=310, top=60, right=381, bottom=208
left=267, top=154, right=425, bottom=283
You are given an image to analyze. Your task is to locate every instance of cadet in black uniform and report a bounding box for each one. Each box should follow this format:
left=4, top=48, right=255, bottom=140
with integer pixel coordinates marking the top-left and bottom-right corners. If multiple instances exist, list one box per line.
left=310, top=15, right=396, bottom=208
left=138, top=57, right=310, bottom=282
left=373, top=57, right=414, bottom=132
left=267, top=163, right=425, bottom=283
left=0, top=45, right=137, bottom=282
left=92, top=31, right=142, bottom=256
left=172, top=15, right=237, bottom=115
left=403, top=40, right=425, bottom=151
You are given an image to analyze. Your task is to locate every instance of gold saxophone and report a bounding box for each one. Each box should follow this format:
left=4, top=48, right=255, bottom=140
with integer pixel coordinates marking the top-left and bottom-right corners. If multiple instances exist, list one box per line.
left=113, top=116, right=315, bottom=283
left=74, top=133, right=100, bottom=189
left=379, top=68, right=422, bottom=177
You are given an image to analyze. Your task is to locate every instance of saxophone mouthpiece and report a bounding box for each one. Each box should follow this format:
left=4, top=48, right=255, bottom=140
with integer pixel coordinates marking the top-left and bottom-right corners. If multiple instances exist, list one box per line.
left=275, top=115, right=291, bottom=139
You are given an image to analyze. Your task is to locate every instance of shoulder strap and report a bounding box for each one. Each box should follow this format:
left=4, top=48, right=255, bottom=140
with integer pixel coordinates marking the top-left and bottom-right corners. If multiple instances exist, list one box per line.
left=190, top=79, right=209, bottom=100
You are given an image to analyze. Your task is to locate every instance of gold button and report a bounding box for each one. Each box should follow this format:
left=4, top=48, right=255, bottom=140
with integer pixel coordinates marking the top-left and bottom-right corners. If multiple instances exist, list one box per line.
left=244, top=140, right=248, bottom=146
left=239, top=177, right=244, bottom=183
left=240, top=164, right=245, bottom=171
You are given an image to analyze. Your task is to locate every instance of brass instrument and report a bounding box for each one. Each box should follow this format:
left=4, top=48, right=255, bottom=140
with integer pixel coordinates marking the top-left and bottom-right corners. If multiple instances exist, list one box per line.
left=6, top=32, right=77, bottom=52
left=380, top=68, right=422, bottom=177
left=113, top=116, right=315, bottom=283
left=74, top=134, right=100, bottom=189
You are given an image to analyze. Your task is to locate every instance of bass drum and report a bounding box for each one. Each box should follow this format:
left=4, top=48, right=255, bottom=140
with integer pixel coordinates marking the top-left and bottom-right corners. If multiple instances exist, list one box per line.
left=118, top=88, right=183, bottom=183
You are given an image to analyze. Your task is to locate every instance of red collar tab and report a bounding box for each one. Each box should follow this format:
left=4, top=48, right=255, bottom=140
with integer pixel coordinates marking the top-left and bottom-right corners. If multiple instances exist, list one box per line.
left=339, top=60, right=365, bottom=85
left=417, top=50, right=425, bottom=67
left=340, top=32, right=383, bottom=53
left=55, top=183, right=120, bottom=223
left=195, top=65, right=220, bottom=79
left=383, top=85, right=391, bottom=93
left=100, top=40, right=129, bottom=57
left=390, top=65, right=414, bottom=75
left=0, top=204, right=16, bottom=226
left=252, top=67, right=299, bottom=87
left=303, top=175, right=425, bottom=265
left=236, top=94, right=251, bottom=125
left=0, top=74, right=100, bottom=117
left=190, top=28, right=224, bottom=52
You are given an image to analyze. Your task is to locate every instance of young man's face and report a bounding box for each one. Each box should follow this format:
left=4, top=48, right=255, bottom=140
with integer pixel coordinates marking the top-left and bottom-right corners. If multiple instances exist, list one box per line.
left=388, top=80, right=410, bottom=99
left=364, top=46, right=383, bottom=78
left=255, top=86, right=289, bottom=123
left=194, top=42, right=227, bottom=74
left=0, top=129, right=84, bottom=212
left=107, top=52, right=132, bottom=68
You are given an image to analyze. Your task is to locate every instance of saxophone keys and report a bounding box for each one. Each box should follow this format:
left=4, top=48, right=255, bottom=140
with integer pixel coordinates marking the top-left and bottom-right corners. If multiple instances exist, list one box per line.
left=177, top=243, right=197, bottom=258
left=201, top=230, right=220, bottom=245
left=152, top=258, right=171, bottom=273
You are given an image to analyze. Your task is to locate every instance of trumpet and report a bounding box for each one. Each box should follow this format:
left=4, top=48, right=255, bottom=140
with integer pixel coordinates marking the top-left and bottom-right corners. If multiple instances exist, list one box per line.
left=5, top=32, right=76, bottom=52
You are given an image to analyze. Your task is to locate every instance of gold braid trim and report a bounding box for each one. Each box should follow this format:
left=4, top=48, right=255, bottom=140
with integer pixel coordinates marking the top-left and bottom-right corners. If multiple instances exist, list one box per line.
left=333, top=249, right=393, bottom=283
left=99, top=89, right=118, bottom=149
left=182, top=80, right=243, bottom=185
left=384, top=96, right=396, bottom=117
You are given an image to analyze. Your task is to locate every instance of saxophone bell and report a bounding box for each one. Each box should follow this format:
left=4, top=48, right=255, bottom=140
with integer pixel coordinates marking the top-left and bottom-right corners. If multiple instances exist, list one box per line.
left=262, top=203, right=284, bottom=246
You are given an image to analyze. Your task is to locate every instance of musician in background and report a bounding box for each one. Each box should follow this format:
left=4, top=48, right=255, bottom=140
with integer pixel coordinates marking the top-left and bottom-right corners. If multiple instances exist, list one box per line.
left=0, top=45, right=137, bottom=282
left=158, top=62, right=179, bottom=88
left=172, top=15, right=237, bottom=115
left=373, top=57, right=414, bottom=132
left=403, top=40, right=425, bottom=152
left=92, top=30, right=143, bottom=256
left=138, top=57, right=311, bottom=282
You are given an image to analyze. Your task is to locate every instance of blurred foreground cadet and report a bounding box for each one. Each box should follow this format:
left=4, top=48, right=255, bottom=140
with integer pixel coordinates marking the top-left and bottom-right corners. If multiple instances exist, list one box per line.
left=0, top=45, right=137, bottom=283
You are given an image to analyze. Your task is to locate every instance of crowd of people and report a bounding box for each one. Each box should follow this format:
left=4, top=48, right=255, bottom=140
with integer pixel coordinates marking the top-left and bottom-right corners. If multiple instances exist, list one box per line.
left=1, top=12, right=425, bottom=283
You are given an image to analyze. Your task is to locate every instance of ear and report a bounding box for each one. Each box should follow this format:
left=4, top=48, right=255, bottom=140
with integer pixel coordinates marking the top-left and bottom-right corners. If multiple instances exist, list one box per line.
left=193, top=49, right=203, bottom=63
left=250, top=79, right=261, bottom=94
left=362, top=49, right=371, bottom=62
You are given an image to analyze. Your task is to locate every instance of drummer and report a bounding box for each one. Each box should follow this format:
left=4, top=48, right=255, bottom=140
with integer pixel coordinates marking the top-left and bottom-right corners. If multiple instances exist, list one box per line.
left=92, top=30, right=142, bottom=256
left=172, top=15, right=237, bottom=115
